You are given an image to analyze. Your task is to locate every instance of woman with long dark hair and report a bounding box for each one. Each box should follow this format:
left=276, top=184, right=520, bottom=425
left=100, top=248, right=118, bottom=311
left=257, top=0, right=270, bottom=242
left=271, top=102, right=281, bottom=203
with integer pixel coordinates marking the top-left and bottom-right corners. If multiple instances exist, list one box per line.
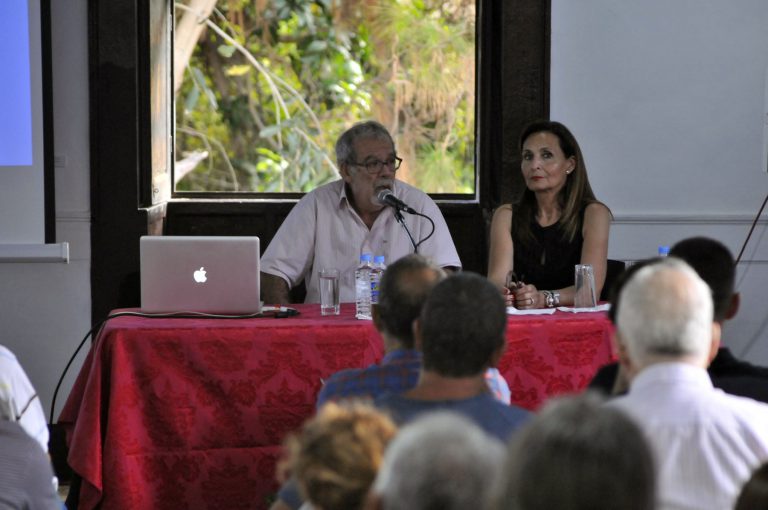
left=488, top=120, right=611, bottom=308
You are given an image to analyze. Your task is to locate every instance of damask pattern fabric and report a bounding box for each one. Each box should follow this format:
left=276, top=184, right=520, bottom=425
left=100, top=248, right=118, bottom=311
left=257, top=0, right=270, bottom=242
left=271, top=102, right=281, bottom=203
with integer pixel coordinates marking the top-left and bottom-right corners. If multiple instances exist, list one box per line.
left=59, top=305, right=614, bottom=510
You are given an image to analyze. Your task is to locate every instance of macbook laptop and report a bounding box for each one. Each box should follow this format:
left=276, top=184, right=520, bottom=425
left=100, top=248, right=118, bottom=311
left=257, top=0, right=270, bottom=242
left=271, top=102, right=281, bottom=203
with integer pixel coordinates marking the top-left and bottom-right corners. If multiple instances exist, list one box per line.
left=140, top=236, right=261, bottom=314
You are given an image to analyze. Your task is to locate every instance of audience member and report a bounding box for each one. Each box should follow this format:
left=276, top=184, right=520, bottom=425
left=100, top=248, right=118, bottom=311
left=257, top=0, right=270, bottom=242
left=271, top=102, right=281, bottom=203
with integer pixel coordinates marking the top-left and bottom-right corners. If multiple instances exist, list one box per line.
left=487, top=119, right=611, bottom=308
left=273, top=258, right=511, bottom=510
left=261, top=120, right=461, bottom=304
left=734, top=462, right=768, bottom=510
left=0, top=344, right=60, bottom=507
left=375, top=272, right=530, bottom=441
left=671, top=237, right=768, bottom=402
left=317, top=254, right=510, bottom=407
left=490, top=393, right=655, bottom=510
left=589, top=236, right=768, bottom=402
left=587, top=258, right=658, bottom=395
left=0, top=420, right=61, bottom=509
left=366, top=411, right=504, bottom=510
left=0, top=344, right=49, bottom=452
left=609, top=258, right=768, bottom=510
left=279, top=402, right=396, bottom=510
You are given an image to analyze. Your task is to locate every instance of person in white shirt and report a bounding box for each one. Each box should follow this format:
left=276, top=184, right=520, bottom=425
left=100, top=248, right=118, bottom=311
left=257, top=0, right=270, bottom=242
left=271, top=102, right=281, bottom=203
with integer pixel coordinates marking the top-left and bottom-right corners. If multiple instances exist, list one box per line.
left=609, top=258, right=768, bottom=510
left=0, top=344, right=49, bottom=453
left=260, top=120, right=461, bottom=304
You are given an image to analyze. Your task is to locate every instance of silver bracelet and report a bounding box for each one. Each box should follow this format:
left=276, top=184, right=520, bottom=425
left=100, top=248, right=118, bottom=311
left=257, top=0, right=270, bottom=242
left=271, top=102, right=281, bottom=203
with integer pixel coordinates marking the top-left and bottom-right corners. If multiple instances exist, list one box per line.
left=543, top=290, right=560, bottom=308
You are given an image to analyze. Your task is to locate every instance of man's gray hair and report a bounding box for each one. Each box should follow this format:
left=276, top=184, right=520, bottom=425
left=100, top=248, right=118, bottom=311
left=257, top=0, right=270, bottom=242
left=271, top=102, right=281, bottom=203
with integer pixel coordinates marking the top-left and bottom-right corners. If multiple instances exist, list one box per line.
left=372, top=411, right=504, bottom=510
left=334, top=120, right=394, bottom=166
left=617, top=257, right=714, bottom=366
left=491, top=394, right=655, bottom=510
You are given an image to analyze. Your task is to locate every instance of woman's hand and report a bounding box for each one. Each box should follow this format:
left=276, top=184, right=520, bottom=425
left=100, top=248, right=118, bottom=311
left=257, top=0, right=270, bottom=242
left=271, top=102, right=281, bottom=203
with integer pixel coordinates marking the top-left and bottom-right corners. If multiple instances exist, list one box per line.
left=512, top=284, right=542, bottom=309
left=502, top=286, right=516, bottom=307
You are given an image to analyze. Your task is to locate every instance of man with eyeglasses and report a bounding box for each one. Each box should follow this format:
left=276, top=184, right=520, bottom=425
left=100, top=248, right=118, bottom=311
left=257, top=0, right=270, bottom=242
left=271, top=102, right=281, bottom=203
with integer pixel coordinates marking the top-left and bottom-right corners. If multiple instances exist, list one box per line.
left=261, top=120, right=461, bottom=304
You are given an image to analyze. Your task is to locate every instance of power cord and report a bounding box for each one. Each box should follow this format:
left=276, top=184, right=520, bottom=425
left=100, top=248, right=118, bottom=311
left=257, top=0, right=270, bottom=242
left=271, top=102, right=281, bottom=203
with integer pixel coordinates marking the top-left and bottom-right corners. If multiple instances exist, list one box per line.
left=735, top=191, right=768, bottom=265
left=732, top=190, right=768, bottom=361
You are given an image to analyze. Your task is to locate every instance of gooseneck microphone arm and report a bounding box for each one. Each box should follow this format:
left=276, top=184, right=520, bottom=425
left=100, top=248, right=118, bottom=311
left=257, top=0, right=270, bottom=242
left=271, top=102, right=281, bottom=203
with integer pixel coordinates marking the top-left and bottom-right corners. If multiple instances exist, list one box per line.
left=394, top=208, right=419, bottom=253
left=376, top=188, right=436, bottom=254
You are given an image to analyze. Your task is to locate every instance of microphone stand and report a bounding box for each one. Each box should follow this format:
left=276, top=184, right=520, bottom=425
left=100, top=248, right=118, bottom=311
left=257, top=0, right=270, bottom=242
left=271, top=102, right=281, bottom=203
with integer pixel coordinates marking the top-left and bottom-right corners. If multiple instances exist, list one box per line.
left=395, top=209, right=419, bottom=254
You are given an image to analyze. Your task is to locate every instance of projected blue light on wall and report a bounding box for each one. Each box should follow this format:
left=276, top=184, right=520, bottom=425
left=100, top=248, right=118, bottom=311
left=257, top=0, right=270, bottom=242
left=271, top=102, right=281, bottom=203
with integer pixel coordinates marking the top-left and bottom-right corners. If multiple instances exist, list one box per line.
left=0, top=0, right=33, bottom=166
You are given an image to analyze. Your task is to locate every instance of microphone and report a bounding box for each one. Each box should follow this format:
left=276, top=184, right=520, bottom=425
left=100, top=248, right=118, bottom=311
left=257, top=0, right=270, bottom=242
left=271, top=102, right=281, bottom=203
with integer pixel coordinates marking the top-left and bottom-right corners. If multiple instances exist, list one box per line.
left=376, top=188, right=417, bottom=214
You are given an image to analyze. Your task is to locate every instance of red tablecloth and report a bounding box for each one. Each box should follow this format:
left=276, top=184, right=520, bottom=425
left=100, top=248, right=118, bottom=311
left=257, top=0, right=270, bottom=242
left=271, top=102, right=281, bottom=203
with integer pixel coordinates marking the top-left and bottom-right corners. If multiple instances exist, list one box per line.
left=59, top=304, right=614, bottom=510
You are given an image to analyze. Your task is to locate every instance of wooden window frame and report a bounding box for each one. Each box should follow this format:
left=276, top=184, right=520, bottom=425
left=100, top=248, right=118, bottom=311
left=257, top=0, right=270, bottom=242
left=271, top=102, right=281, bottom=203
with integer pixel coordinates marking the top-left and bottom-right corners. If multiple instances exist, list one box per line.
left=87, top=0, right=550, bottom=321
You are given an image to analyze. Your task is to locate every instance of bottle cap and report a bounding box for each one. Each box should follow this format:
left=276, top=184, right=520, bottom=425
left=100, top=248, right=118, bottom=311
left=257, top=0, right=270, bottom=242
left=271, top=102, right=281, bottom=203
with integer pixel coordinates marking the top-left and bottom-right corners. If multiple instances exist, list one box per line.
left=658, top=245, right=670, bottom=256
left=360, top=253, right=373, bottom=262
left=374, top=255, right=385, bottom=264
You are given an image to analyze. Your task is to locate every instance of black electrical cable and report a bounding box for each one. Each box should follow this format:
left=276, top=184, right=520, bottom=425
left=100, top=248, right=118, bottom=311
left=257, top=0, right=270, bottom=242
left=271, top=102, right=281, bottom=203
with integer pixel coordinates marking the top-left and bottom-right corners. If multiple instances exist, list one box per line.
left=413, top=211, right=436, bottom=251
left=48, top=307, right=299, bottom=425
left=731, top=190, right=768, bottom=361
left=735, top=191, right=768, bottom=266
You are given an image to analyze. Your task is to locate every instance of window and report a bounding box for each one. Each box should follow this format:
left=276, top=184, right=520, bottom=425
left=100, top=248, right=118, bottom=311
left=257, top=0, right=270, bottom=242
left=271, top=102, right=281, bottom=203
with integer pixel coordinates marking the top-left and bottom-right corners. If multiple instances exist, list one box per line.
left=173, top=0, right=476, bottom=195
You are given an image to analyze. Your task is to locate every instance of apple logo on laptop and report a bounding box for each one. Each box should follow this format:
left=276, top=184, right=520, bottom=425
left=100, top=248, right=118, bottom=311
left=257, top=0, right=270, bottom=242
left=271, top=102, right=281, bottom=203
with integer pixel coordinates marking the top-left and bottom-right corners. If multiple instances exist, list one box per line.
left=193, top=267, right=207, bottom=283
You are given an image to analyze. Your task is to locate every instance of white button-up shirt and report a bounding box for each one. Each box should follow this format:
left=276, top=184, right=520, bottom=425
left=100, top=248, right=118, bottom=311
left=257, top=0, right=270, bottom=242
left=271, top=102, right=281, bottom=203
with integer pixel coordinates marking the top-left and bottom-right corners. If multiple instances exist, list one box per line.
left=609, top=362, right=768, bottom=510
left=0, top=345, right=49, bottom=453
left=261, top=179, right=461, bottom=303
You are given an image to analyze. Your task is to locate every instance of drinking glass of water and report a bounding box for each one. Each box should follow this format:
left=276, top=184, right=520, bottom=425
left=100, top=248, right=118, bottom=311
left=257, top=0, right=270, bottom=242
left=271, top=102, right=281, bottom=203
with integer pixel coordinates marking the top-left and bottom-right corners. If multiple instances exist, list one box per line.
left=319, top=268, right=340, bottom=315
left=574, top=264, right=597, bottom=309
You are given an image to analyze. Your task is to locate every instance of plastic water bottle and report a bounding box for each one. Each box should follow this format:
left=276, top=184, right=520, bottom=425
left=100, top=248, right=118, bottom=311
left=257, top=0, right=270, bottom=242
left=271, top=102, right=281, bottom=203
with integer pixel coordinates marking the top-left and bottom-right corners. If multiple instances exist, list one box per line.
left=355, top=253, right=374, bottom=320
left=658, top=245, right=670, bottom=257
left=370, top=256, right=386, bottom=305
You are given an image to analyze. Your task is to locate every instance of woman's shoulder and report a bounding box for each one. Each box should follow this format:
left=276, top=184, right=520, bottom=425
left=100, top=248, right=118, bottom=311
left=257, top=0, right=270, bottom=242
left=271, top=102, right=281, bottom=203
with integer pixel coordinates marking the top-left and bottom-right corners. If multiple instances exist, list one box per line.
left=489, top=204, right=514, bottom=236
left=581, top=201, right=612, bottom=234
left=491, top=203, right=514, bottom=222
left=583, top=201, right=612, bottom=219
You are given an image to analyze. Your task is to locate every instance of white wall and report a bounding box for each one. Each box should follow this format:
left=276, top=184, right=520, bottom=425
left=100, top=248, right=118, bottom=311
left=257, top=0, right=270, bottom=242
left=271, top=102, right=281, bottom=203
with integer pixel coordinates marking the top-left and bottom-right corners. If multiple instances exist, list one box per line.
left=4, top=2, right=768, bottom=422
left=0, top=0, right=90, bottom=420
left=552, top=0, right=768, bottom=364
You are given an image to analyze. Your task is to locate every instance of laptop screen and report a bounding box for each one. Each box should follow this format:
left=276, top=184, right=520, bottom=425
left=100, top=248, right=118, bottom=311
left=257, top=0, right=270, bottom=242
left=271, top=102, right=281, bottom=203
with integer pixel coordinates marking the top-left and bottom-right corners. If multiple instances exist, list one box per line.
left=140, top=236, right=261, bottom=314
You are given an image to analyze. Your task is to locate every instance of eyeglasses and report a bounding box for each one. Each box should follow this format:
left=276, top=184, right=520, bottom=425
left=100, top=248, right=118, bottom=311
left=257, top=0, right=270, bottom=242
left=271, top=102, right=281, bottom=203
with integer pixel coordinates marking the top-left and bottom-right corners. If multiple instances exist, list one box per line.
left=349, top=156, right=403, bottom=174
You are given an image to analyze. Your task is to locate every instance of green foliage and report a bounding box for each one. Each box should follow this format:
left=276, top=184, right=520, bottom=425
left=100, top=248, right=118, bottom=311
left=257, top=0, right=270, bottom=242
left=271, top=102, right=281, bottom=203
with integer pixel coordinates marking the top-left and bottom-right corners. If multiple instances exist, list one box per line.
left=174, top=0, right=476, bottom=194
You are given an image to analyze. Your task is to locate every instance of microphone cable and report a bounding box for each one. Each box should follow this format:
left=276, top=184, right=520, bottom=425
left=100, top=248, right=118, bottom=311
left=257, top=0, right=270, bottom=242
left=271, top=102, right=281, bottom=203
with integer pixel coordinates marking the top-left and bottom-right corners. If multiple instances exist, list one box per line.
left=413, top=211, right=436, bottom=251
left=394, top=209, right=436, bottom=254
left=48, top=307, right=299, bottom=425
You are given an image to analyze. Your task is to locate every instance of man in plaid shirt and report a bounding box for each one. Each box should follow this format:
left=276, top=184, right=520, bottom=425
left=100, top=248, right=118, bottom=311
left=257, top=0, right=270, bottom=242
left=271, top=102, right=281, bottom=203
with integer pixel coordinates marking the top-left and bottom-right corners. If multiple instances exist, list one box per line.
left=316, top=254, right=510, bottom=407
left=274, top=255, right=511, bottom=510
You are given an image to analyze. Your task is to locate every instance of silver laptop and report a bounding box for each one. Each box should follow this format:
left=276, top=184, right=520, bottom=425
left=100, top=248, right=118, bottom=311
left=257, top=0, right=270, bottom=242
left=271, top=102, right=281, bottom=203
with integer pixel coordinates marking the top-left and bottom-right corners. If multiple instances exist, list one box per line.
left=140, top=236, right=261, bottom=314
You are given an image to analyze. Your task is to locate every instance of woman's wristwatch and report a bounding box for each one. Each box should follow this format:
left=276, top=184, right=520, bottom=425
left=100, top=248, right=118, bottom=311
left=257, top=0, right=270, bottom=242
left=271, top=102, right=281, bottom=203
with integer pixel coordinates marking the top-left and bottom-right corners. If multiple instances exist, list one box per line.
left=542, top=290, right=560, bottom=308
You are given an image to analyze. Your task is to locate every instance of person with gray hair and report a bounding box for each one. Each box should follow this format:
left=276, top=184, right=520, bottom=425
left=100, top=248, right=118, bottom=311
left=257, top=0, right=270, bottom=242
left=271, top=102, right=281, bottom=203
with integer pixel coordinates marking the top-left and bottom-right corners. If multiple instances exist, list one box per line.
left=490, top=394, right=655, bottom=510
left=609, top=257, right=768, bottom=510
left=260, top=120, right=461, bottom=304
left=365, top=411, right=505, bottom=510
left=272, top=258, right=511, bottom=510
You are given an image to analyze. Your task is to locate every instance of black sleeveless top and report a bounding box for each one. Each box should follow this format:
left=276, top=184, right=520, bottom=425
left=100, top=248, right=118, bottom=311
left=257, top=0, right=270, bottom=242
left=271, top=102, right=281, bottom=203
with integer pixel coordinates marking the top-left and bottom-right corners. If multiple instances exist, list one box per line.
left=512, top=210, right=584, bottom=291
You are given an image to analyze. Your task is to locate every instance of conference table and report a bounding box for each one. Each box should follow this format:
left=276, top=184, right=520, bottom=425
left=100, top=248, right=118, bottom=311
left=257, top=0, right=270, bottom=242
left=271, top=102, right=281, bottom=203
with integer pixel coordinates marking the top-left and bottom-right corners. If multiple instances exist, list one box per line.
left=59, top=303, right=615, bottom=510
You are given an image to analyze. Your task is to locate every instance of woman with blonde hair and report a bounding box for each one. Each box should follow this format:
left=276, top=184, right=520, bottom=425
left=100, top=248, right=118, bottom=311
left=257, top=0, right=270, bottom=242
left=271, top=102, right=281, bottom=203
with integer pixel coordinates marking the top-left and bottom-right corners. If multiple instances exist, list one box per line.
left=280, top=402, right=397, bottom=510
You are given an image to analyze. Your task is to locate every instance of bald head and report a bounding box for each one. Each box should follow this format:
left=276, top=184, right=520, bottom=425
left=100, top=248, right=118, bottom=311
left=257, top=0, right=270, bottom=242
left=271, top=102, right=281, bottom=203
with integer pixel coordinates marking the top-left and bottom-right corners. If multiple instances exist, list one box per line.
left=616, top=258, right=717, bottom=369
left=375, top=254, right=445, bottom=348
